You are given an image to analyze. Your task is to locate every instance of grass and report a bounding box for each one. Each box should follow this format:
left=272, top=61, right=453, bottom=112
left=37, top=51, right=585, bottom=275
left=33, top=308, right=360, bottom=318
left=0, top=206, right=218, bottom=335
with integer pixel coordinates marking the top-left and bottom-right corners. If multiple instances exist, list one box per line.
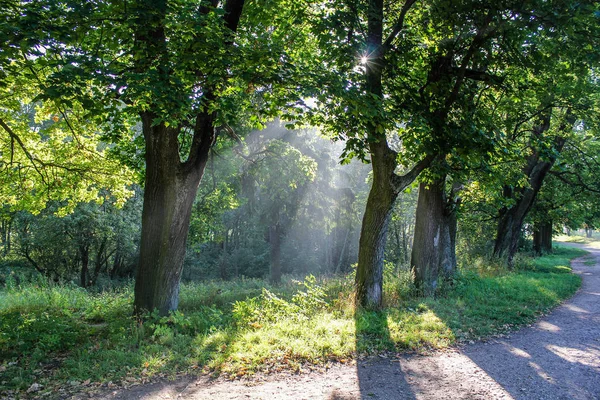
left=555, top=234, right=600, bottom=248
left=0, top=245, right=587, bottom=397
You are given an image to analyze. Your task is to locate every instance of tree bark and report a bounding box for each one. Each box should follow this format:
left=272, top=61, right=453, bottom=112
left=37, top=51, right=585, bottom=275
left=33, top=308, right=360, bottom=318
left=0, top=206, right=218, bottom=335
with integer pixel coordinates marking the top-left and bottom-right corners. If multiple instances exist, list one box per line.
left=91, top=237, right=108, bottom=285
left=356, top=140, right=398, bottom=309
left=133, top=115, right=208, bottom=315
left=411, top=177, right=457, bottom=295
left=356, top=137, right=433, bottom=308
left=533, top=219, right=553, bottom=254
left=354, top=0, right=428, bottom=309
left=79, top=244, right=90, bottom=288
left=131, top=0, right=245, bottom=315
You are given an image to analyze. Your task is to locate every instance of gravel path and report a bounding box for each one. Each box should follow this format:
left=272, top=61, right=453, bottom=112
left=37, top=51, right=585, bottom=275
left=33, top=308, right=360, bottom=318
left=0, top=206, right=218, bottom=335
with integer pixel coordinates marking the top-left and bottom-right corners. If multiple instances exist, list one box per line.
left=98, top=243, right=600, bottom=400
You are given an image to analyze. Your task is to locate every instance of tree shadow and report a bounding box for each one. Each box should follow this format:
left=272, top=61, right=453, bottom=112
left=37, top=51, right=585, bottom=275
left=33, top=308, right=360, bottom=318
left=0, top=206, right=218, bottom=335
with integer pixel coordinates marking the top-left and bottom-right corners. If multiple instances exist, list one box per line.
left=460, top=252, right=600, bottom=399
left=351, top=310, right=417, bottom=400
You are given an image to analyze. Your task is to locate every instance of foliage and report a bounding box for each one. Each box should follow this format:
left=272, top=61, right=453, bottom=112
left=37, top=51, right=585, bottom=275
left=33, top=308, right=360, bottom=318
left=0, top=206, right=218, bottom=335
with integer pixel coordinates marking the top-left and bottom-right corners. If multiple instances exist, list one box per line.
left=184, top=126, right=370, bottom=280
left=7, top=192, right=142, bottom=284
left=0, top=60, right=135, bottom=215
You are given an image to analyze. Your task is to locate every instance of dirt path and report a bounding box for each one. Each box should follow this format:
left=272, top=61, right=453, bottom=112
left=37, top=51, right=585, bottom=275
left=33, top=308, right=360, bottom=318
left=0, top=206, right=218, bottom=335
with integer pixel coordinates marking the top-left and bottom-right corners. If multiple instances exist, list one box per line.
left=97, top=243, right=600, bottom=400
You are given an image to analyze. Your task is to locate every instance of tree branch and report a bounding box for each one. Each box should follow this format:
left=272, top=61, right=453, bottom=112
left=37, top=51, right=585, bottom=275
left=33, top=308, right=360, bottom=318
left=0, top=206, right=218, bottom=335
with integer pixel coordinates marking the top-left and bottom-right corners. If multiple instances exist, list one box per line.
left=0, top=118, right=49, bottom=186
left=550, top=170, right=600, bottom=194
left=391, top=153, right=436, bottom=192
left=381, top=0, right=418, bottom=54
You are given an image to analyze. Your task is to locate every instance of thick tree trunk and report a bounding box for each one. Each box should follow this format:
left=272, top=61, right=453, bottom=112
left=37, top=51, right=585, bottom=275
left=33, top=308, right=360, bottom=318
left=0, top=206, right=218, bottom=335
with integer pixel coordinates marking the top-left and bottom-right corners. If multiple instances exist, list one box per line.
left=533, top=219, right=553, bottom=254
left=133, top=116, right=207, bottom=315
left=131, top=0, right=244, bottom=316
left=493, top=197, right=530, bottom=265
left=356, top=143, right=432, bottom=309
left=356, top=146, right=397, bottom=309
left=354, top=0, right=425, bottom=308
left=355, top=0, right=394, bottom=310
left=411, top=177, right=457, bottom=295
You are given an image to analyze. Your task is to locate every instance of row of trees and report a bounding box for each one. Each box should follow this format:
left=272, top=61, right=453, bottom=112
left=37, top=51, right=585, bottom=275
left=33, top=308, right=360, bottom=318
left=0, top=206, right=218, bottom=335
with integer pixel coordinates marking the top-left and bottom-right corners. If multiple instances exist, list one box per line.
left=1, top=0, right=599, bottom=313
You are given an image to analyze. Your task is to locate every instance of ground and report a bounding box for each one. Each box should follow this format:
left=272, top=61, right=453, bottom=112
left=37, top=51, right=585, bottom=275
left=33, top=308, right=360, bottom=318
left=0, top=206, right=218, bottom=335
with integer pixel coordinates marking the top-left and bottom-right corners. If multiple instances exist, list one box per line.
left=85, top=243, right=600, bottom=399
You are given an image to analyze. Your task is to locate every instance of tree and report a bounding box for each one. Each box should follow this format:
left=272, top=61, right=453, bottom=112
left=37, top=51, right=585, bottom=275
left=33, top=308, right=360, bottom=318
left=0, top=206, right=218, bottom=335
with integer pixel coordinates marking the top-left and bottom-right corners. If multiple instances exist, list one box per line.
left=12, top=193, right=142, bottom=285
left=408, top=1, right=509, bottom=293
left=0, top=53, right=134, bottom=215
left=11, top=0, right=314, bottom=314
left=491, top=4, right=600, bottom=263
left=242, top=137, right=317, bottom=283
left=532, top=133, right=600, bottom=252
left=307, top=0, right=437, bottom=309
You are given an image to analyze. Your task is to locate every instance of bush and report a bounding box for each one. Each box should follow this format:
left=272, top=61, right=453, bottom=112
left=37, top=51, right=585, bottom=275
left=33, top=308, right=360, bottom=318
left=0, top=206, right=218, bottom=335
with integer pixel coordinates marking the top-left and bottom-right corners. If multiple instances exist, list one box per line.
left=232, top=275, right=328, bottom=327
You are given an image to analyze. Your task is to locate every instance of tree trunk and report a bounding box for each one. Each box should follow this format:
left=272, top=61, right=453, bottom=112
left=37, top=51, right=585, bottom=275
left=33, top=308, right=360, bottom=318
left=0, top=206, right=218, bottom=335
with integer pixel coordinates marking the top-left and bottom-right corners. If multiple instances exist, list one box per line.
left=533, top=219, right=553, bottom=254
left=411, top=177, right=457, bottom=295
left=133, top=116, right=207, bottom=315
left=5, top=219, right=10, bottom=254
left=79, top=244, right=90, bottom=288
left=131, top=0, right=245, bottom=315
left=219, top=233, right=228, bottom=280
left=1, top=217, right=12, bottom=255
left=493, top=115, right=566, bottom=265
left=586, top=227, right=593, bottom=238
left=541, top=220, right=553, bottom=252
left=269, top=223, right=282, bottom=284
left=91, top=237, right=108, bottom=285
left=334, top=226, right=351, bottom=274
left=110, top=250, right=122, bottom=279
left=402, top=221, right=409, bottom=265
left=356, top=151, right=396, bottom=308
left=355, top=0, right=394, bottom=309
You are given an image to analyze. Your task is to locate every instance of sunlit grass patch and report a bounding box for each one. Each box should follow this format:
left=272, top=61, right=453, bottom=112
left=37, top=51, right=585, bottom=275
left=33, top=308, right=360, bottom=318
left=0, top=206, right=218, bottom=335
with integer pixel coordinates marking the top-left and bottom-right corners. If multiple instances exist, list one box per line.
left=217, top=313, right=355, bottom=375
left=555, top=235, right=600, bottom=249
left=528, top=246, right=587, bottom=272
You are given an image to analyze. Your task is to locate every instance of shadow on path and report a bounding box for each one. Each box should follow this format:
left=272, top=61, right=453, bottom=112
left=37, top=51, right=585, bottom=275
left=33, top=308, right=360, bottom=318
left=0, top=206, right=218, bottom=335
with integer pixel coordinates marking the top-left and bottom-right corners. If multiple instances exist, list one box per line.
left=352, top=311, right=416, bottom=400
left=460, top=242, right=600, bottom=399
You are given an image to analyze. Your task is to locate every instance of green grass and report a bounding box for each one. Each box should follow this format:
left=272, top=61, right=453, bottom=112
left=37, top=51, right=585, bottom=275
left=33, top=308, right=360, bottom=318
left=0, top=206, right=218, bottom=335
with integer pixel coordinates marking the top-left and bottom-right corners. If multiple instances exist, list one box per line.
left=0, top=246, right=585, bottom=397
left=555, top=234, right=600, bottom=248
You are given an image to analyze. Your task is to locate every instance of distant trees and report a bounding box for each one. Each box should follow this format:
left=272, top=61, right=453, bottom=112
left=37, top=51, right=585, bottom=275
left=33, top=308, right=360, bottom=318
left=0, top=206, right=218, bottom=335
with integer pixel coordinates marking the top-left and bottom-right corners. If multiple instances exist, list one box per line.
left=11, top=193, right=142, bottom=286
left=184, top=125, right=370, bottom=282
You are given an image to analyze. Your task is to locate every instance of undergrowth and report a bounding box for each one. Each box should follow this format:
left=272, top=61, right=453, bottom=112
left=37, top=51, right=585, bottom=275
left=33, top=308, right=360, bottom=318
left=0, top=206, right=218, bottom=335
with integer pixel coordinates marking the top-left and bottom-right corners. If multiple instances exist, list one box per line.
left=0, top=245, right=585, bottom=397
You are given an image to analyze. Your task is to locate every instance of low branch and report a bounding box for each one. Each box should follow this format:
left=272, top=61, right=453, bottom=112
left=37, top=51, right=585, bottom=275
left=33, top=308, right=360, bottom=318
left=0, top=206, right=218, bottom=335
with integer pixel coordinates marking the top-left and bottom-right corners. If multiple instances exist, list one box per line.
left=391, top=153, right=436, bottom=192
left=0, top=118, right=49, bottom=186
left=550, top=170, right=600, bottom=194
